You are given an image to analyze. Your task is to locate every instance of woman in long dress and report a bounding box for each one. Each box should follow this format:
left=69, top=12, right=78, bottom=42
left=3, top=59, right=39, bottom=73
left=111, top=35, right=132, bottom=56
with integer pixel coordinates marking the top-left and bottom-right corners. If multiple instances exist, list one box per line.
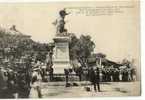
left=29, top=74, right=42, bottom=98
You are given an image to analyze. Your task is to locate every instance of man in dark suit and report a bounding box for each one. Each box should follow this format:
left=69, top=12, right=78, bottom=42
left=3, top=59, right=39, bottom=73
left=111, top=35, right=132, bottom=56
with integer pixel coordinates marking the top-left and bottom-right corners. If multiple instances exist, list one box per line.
left=95, top=67, right=101, bottom=92
left=49, top=66, right=54, bottom=81
left=64, top=69, right=70, bottom=87
left=89, top=67, right=100, bottom=92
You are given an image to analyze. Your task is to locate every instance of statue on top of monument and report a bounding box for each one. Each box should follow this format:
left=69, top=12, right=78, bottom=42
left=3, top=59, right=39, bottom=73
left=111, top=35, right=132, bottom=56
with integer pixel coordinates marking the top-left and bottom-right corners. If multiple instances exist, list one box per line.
left=53, top=8, right=70, bottom=36
left=59, top=8, right=69, bottom=19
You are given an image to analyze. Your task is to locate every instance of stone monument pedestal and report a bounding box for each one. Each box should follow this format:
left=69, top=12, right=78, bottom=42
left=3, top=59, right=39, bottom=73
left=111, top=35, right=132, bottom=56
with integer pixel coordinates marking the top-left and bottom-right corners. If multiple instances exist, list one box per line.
left=53, top=36, right=71, bottom=74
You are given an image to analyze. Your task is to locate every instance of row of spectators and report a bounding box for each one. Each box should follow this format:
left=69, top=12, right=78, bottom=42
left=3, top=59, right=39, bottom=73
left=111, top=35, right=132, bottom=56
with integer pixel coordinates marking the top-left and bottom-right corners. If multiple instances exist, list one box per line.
left=75, top=66, right=136, bottom=82
left=100, top=68, right=136, bottom=82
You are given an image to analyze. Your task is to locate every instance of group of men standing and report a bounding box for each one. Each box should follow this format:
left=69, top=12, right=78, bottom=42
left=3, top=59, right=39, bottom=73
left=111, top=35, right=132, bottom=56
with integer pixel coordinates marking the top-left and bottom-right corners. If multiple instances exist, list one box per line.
left=101, top=68, right=136, bottom=82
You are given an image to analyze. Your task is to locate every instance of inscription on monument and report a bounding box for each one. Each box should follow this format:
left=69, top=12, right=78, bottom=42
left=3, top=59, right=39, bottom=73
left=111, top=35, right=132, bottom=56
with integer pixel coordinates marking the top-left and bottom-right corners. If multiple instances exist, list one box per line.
left=56, top=46, right=67, bottom=59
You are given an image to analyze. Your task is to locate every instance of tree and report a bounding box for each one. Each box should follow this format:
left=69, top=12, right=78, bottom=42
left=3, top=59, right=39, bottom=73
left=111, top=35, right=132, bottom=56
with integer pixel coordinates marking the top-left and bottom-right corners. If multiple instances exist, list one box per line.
left=69, top=34, right=95, bottom=67
left=69, top=33, right=79, bottom=60
left=0, top=27, right=51, bottom=70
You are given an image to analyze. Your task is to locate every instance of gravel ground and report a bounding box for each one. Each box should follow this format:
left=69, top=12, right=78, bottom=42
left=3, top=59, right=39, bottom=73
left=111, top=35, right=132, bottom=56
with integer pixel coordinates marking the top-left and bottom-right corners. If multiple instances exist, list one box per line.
left=32, top=81, right=141, bottom=98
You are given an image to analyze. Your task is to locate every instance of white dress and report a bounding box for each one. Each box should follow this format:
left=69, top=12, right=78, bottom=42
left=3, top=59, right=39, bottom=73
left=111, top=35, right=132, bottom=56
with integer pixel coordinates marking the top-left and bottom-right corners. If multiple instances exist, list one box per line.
left=29, top=82, right=39, bottom=98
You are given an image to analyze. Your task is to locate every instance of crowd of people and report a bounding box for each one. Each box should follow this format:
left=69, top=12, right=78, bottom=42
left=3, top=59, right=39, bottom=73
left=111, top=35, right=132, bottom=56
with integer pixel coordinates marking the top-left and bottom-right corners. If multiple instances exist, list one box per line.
left=0, top=67, right=31, bottom=98
left=0, top=60, right=54, bottom=98
left=101, top=67, right=136, bottom=82
left=0, top=56, right=137, bottom=98
left=75, top=66, right=136, bottom=82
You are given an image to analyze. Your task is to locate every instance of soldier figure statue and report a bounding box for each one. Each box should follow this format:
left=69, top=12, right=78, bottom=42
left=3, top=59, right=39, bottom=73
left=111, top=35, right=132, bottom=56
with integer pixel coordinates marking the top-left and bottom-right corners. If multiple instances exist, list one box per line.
left=53, top=8, right=70, bottom=36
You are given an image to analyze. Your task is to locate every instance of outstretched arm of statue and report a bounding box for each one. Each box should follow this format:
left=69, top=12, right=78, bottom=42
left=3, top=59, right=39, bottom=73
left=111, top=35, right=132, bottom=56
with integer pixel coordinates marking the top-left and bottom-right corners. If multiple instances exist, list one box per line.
left=52, top=20, right=57, bottom=26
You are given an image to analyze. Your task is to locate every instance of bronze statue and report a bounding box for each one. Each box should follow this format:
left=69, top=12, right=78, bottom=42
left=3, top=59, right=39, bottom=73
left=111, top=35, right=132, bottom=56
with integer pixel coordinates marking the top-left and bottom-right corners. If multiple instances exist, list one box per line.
left=53, top=8, right=70, bottom=35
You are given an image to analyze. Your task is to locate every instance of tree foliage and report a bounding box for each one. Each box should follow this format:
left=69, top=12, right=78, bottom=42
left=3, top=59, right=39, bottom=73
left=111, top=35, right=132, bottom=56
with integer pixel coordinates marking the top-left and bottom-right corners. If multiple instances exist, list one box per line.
left=0, top=28, right=50, bottom=65
left=69, top=34, right=95, bottom=66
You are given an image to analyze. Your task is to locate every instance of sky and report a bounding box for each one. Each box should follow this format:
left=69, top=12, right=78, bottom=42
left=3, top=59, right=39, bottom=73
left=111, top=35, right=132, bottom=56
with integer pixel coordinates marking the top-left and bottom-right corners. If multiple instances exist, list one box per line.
left=0, top=1, right=140, bottom=64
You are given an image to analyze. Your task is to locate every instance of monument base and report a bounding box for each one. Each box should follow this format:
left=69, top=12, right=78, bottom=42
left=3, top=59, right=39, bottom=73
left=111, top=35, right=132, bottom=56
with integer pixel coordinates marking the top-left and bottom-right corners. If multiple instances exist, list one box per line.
left=53, top=36, right=71, bottom=74
left=53, top=61, right=71, bottom=74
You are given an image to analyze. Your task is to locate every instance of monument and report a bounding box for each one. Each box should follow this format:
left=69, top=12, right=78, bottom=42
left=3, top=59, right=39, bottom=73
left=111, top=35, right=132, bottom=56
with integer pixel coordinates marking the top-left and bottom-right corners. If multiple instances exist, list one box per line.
left=52, top=9, right=71, bottom=73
